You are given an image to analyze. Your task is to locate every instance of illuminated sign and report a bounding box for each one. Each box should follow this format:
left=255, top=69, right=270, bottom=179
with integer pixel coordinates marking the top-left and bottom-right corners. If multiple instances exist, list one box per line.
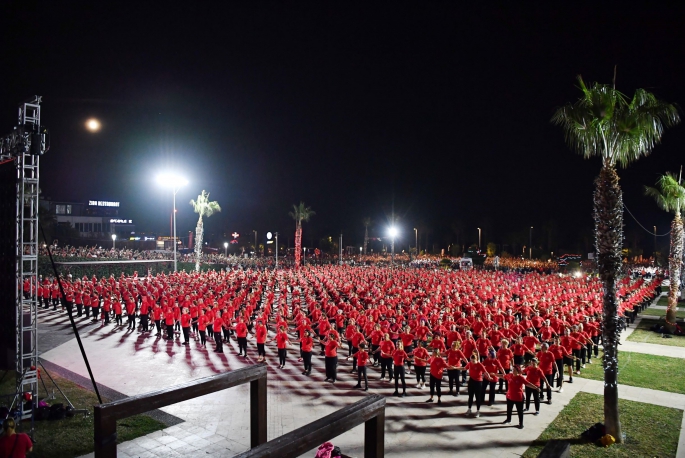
left=110, top=219, right=133, bottom=224
left=266, top=232, right=273, bottom=240
left=232, top=232, right=240, bottom=238
left=89, top=200, right=120, bottom=207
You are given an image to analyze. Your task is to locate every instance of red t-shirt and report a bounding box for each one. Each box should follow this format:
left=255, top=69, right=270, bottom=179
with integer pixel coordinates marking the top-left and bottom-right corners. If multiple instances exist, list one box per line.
left=429, top=356, right=448, bottom=379
left=524, top=366, right=545, bottom=385
left=465, top=361, right=486, bottom=381
left=537, top=351, right=556, bottom=375
left=235, top=322, right=248, bottom=338
left=255, top=324, right=268, bottom=344
left=505, top=373, right=526, bottom=402
left=301, top=336, right=314, bottom=352
left=276, top=332, right=289, bottom=349
left=0, top=433, right=32, bottom=458
left=325, top=340, right=339, bottom=357
left=380, top=340, right=395, bottom=358
left=356, top=350, right=370, bottom=367
left=181, top=313, right=191, bottom=328
left=392, top=349, right=408, bottom=366
left=497, top=348, right=514, bottom=370
left=446, top=349, right=466, bottom=367
left=413, top=347, right=429, bottom=367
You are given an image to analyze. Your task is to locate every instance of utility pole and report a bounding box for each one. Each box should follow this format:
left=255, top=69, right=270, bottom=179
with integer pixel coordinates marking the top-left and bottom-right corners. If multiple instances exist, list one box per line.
left=339, top=232, right=343, bottom=265
left=275, top=232, right=278, bottom=269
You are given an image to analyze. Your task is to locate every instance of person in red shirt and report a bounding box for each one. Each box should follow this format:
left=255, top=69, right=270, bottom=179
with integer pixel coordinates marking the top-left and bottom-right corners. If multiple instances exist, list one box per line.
left=113, top=298, right=123, bottom=327
left=460, top=354, right=490, bottom=417
left=322, top=330, right=342, bottom=383
left=181, top=307, right=192, bottom=345
left=0, top=418, right=33, bottom=458
left=298, top=330, right=315, bottom=375
left=399, top=326, right=415, bottom=372
left=353, top=343, right=370, bottom=391
left=445, top=341, right=467, bottom=396
left=392, top=341, right=409, bottom=397
left=503, top=365, right=540, bottom=429
left=426, top=349, right=447, bottom=404
left=198, top=309, right=209, bottom=347
left=268, top=325, right=291, bottom=369
left=212, top=314, right=224, bottom=353
left=252, top=319, right=268, bottom=362
left=536, top=343, right=558, bottom=404
left=496, top=339, right=514, bottom=393
left=412, top=341, right=430, bottom=389
left=377, top=334, right=396, bottom=382
left=235, top=317, right=249, bottom=357
left=523, top=359, right=551, bottom=415
left=482, top=350, right=505, bottom=406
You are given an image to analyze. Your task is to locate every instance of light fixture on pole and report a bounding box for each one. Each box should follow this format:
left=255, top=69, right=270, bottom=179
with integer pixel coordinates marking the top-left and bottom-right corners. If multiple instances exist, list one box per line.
left=224, top=242, right=228, bottom=257
left=529, top=226, right=533, bottom=259
left=111, top=233, right=116, bottom=249
left=414, top=228, right=418, bottom=255
left=252, top=230, right=257, bottom=257
left=275, top=232, right=279, bottom=269
left=477, top=227, right=481, bottom=251
left=388, top=226, right=398, bottom=267
left=156, top=173, right=188, bottom=273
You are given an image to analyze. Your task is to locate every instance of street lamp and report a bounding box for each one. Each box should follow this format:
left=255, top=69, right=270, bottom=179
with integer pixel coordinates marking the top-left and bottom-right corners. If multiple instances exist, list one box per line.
left=275, top=232, right=279, bottom=269
left=414, top=228, right=418, bottom=255
left=477, top=227, right=481, bottom=251
left=253, top=230, right=257, bottom=257
left=388, top=226, right=398, bottom=267
left=111, top=233, right=116, bottom=249
left=529, top=226, right=533, bottom=259
left=224, top=242, right=228, bottom=257
left=157, top=173, right=188, bottom=272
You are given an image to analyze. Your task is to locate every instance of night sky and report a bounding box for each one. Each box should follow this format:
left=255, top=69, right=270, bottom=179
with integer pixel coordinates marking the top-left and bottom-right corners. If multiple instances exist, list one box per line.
left=2, top=3, right=684, bottom=255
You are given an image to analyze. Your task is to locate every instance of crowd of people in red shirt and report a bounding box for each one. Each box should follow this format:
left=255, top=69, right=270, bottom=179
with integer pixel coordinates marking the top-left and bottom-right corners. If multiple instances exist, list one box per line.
left=35, top=265, right=660, bottom=429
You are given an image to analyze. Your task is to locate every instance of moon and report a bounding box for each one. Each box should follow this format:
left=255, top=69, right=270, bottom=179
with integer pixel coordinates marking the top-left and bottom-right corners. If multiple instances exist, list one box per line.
left=85, top=118, right=101, bottom=132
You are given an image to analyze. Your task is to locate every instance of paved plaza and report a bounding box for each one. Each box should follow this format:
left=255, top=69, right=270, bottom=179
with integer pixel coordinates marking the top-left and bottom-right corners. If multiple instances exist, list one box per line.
left=33, top=294, right=685, bottom=458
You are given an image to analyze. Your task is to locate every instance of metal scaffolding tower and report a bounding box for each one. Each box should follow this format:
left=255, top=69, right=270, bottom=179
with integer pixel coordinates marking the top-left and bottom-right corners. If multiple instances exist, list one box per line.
left=0, top=96, right=46, bottom=432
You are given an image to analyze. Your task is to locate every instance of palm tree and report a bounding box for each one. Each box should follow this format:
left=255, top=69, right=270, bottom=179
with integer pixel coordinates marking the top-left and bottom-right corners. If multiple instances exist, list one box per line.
left=362, top=217, right=371, bottom=256
left=552, top=75, right=679, bottom=442
left=645, top=171, right=685, bottom=331
left=289, top=202, right=315, bottom=268
left=190, top=190, right=221, bottom=272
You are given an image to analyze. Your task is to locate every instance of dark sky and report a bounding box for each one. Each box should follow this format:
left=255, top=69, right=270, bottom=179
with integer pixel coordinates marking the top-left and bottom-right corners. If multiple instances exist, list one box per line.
left=2, top=3, right=684, bottom=254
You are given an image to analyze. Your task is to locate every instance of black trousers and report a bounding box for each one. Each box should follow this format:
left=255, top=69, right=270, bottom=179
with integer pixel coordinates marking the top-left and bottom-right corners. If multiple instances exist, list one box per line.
left=127, top=314, right=135, bottom=330
left=182, top=327, right=190, bottom=343
left=140, top=315, right=149, bottom=331
left=542, top=374, right=554, bottom=401
left=357, top=366, right=368, bottom=388
left=214, top=331, right=223, bottom=352
left=573, top=349, right=581, bottom=371
left=591, top=336, right=600, bottom=357
left=351, top=347, right=359, bottom=370
left=429, top=374, right=442, bottom=398
left=167, top=324, right=174, bottom=340
left=115, top=314, right=122, bottom=326
left=415, top=366, right=426, bottom=383
left=200, top=330, right=207, bottom=346
left=506, top=398, right=524, bottom=426
left=498, top=368, right=511, bottom=391
left=278, top=348, right=287, bottom=366
left=76, top=304, right=83, bottom=316
left=257, top=342, right=265, bottom=356
left=303, top=351, right=312, bottom=371
left=371, top=345, right=380, bottom=364
left=92, top=306, right=100, bottom=320
left=238, top=337, right=248, bottom=354
left=394, top=365, right=406, bottom=392
left=555, top=359, right=564, bottom=387
left=404, top=345, right=413, bottom=369
left=325, top=356, right=338, bottom=381
left=380, top=357, right=394, bottom=380
left=447, top=369, right=461, bottom=393
left=468, top=379, right=483, bottom=410
left=525, top=386, right=540, bottom=411
left=484, top=380, right=497, bottom=404
left=104, top=311, right=110, bottom=325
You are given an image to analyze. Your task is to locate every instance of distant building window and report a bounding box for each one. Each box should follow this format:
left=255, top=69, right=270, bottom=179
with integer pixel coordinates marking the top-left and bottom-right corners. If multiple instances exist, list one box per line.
left=55, top=205, right=66, bottom=215
left=66, top=205, right=72, bottom=215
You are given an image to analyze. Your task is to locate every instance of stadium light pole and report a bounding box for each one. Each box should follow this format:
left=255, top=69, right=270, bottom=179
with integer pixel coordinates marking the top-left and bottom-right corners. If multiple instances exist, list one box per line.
left=477, top=227, right=481, bottom=251
left=157, top=174, right=188, bottom=272
left=529, top=226, right=533, bottom=259
left=414, top=228, right=418, bottom=255
left=388, top=226, right=398, bottom=267
left=224, top=241, right=228, bottom=257
left=111, top=233, right=116, bottom=249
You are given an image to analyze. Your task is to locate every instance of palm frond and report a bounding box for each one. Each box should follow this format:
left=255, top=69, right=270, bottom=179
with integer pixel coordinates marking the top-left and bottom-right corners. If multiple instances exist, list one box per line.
left=645, top=172, right=685, bottom=215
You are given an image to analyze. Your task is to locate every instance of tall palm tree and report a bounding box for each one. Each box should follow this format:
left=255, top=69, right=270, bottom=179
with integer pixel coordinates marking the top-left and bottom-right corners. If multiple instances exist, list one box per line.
left=289, top=202, right=315, bottom=268
left=645, top=171, right=685, bottom=331
left=362, top=217, right=371, bottom=256
left=190, top=190, right=221, bottom=272
left=552, top=75, right=679, bottom=442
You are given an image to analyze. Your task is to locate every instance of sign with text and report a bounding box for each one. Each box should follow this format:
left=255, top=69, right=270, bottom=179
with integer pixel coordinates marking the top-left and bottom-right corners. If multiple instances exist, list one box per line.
left=89, top=200, right=120, bottom=207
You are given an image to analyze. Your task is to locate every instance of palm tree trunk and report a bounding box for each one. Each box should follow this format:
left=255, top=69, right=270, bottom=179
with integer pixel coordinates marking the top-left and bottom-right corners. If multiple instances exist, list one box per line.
left=594, top=164, right=623, bottom=443
left=195, top=216, right=204, bottom=272
left=294, top=224, right=302, bottom=268
left=667, top=214, right=683, bottom=330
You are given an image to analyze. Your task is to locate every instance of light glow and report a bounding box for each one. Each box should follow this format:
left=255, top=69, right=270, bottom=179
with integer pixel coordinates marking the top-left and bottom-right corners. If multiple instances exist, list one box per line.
left=156, top=173, right=188, bottom=188
left=86, top=118, right=101, bottom=132
left=388, top=227, right=398, bottom=238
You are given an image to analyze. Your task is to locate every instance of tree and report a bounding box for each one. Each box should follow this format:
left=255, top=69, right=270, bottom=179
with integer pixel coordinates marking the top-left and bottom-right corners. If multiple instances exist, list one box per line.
left=363, top=217, right=371, bottom=256
left=190, top=190, right=221, bottom=272
left=289, top=202, right=315, bottom=268
left=645, top=171, right=685, bottom=331
left=552, top=75, right=679, bottom=442
left=486, top=242, right=497, bottom=257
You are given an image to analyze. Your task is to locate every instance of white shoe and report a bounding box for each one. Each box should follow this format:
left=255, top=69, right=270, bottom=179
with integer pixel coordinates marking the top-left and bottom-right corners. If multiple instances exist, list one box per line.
left=466, top=408, right=472, bottom=415
left=416, top=383, right=422, bottom=388
left=475, top=411, right=480, bottom=418
left=558, top=387, right=563, bottom=393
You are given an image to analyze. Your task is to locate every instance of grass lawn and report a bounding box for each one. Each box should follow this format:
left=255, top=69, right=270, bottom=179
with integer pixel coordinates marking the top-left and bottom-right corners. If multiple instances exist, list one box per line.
left=577, top=350, right=685, bottom=394
left=627, top=318, right=685, bottom=348
left=0, top=370, right=166, bottom=458
left=655, top=296, right=685, bottom=308
left=523, top=392, right=682, bottom=458
left=641, top=307, right=685, bottom=319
